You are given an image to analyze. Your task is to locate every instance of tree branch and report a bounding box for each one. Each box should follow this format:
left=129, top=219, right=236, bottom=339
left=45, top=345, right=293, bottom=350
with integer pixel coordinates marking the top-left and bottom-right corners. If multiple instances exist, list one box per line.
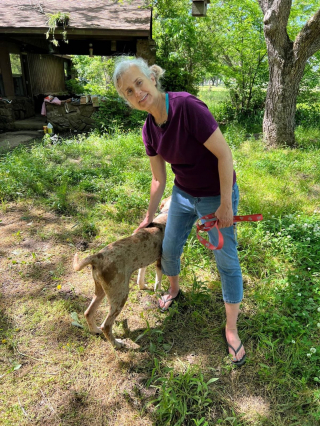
left=293, top=8, right=320, bottom=61
left=258, top=0, right=292, bottom=36
left=221, top=54, right=233, bottom=68
left=257, top=0, right=293, bottom=64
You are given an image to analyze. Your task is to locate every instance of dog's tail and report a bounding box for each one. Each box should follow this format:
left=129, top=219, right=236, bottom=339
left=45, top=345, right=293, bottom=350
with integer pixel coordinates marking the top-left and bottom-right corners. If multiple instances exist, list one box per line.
left=73, top=253, right=96, bottom=271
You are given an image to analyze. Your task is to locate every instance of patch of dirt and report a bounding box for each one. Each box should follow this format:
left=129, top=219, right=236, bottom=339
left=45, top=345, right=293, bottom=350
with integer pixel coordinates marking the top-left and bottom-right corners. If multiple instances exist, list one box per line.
left=236, top=395, right=270, bottom=422
left=0, top=130, right=42, bottom=151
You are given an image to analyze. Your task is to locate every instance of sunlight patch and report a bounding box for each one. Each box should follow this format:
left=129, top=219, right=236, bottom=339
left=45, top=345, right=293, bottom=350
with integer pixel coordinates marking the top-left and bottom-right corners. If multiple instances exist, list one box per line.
left=236, top=395, right=270, bottom=421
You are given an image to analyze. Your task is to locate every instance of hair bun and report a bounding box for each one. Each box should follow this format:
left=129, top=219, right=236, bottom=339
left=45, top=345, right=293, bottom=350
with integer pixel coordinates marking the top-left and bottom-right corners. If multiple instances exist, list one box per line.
left=149, top=65, right=165, bottom=83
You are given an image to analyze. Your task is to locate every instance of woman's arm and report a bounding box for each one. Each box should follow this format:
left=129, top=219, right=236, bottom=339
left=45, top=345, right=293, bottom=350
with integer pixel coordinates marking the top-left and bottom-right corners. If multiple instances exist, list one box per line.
left=134, top=154, right=167, bottom=232
left=203, top=127, right=234, bottom=228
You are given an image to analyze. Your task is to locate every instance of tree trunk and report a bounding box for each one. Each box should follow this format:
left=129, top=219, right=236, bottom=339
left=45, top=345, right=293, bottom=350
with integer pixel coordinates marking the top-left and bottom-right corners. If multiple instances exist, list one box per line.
left=263, top=57, right=304, bottom=147
left=258, top=1, right=320, bottom=147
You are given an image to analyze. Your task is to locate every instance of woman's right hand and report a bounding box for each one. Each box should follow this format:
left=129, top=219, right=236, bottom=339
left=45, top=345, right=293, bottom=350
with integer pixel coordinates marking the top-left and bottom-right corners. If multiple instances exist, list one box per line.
left=133, top=216, right=153, bottom=234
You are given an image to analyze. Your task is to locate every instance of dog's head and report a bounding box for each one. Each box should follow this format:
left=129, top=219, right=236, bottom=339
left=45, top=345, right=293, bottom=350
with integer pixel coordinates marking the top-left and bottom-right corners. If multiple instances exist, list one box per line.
left=159, top=196, right=171, bottom=213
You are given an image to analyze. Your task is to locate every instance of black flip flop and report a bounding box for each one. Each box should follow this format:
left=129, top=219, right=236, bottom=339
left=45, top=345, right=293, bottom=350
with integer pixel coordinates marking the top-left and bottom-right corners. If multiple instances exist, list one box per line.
left=159, top=289, right=182, bottom=313
left=222, top=328, right=246, bottom=367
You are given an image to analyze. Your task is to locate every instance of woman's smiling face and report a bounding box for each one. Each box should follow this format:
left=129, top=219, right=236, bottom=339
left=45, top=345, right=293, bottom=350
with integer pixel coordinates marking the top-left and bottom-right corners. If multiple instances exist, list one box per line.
left=118, top=65, right=159, bottom=111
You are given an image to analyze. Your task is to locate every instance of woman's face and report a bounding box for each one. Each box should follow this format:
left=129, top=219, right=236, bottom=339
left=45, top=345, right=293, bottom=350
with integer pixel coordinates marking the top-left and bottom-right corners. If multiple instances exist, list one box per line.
left=118, top=65, right=159, bottom=111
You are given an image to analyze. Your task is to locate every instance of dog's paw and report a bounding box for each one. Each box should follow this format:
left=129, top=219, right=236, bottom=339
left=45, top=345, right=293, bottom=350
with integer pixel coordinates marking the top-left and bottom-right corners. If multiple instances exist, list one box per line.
left=89, top=327, right=103, bottom=335
left=138, top=283, right=147, bottom=290
left=112, top=339, right=140, bottom=350
left=113, top=338, right=125, bottom=349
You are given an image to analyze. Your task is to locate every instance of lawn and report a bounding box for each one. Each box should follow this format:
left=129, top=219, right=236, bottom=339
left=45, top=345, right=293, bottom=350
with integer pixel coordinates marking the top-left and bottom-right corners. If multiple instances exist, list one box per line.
left=0, top=94, right=320, bottom=425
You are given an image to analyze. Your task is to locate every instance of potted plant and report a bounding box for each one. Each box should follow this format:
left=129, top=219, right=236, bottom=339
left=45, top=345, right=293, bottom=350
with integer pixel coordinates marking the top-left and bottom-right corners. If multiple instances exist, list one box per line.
left=46, top=12, right=70, bottom=47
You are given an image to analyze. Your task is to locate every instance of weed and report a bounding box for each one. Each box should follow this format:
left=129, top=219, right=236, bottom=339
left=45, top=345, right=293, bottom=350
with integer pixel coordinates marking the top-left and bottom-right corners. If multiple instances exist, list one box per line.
left=147, top=358, right=218, bottom=425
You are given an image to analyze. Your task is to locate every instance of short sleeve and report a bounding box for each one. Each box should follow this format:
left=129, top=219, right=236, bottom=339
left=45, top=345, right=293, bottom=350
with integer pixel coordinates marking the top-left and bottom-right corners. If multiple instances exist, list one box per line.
left=142, top=122, right=157, bottom=156
left=184, top=96, right=219, bottom=144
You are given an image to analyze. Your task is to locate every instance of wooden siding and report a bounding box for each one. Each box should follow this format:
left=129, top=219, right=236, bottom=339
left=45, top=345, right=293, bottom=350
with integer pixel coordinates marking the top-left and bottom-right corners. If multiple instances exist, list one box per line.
left=0, top=42, right=15, bottom=97
left=28, top=54, right=66, bottom=95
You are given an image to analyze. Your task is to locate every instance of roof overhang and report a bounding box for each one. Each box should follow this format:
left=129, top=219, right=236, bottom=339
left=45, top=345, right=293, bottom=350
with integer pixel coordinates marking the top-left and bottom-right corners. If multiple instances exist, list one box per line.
left=0, top=0, right=151, bottom=55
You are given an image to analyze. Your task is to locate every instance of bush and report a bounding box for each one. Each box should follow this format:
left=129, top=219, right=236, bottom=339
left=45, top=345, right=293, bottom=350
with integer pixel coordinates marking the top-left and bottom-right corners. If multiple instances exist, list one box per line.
left=65, top=78, right=86, bottom=95
left=296, top=101, right=320, bottom=127
left=93, top=87, right=147, bottom=133
left=156, top=56, right=199, bottom=95
left=198, top=88, right=264, bottom=133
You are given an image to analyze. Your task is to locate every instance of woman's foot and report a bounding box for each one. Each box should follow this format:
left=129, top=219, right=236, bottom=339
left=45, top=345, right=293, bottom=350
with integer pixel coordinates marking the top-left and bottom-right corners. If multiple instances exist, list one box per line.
left=225, top=327, right=246, bottom=365
left=158, top=289, right=181, bottom=311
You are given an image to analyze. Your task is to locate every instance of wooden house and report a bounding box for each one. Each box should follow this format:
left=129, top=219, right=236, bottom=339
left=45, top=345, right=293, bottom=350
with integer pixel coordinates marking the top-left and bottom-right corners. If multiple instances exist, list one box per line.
left=0, top=0, right=154, bottom=130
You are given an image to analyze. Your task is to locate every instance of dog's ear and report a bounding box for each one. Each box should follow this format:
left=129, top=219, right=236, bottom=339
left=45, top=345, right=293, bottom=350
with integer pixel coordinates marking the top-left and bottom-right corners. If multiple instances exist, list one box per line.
left=159, top=199, right=165, bottom=210
left=160, top=196, right=171, bottom=210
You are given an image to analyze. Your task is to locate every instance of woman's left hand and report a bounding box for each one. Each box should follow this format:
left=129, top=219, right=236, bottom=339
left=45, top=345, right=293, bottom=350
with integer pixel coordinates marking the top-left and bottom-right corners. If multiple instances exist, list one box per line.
left=214, top=203, right=234, bottom=228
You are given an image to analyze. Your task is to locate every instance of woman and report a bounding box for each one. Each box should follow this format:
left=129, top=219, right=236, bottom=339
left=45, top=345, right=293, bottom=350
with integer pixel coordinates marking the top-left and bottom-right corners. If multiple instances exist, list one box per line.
left=113, top=57, right=246, bottom=366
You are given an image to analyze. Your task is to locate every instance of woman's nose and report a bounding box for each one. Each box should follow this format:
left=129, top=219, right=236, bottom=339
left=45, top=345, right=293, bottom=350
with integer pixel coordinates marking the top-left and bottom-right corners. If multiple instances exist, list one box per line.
left=134, top=87, right=141, bottom=97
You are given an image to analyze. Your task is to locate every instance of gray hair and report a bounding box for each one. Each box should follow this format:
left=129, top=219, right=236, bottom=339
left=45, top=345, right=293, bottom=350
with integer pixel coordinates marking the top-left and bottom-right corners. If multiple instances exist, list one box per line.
left=113, top=56, right=165, bottom=102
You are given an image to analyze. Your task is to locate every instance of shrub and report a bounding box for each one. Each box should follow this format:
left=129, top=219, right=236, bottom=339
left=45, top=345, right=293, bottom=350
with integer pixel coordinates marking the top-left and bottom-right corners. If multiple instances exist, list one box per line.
left=296, top=101, right=320, bottom=127
left=93, top=87, right=147, bottom=133
left=65, top=78, right=86, bottom=95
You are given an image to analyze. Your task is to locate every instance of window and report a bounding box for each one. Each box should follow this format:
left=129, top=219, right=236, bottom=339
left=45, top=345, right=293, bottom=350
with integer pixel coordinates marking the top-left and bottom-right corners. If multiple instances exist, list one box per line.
left=10, top=54, right=24, bottom=96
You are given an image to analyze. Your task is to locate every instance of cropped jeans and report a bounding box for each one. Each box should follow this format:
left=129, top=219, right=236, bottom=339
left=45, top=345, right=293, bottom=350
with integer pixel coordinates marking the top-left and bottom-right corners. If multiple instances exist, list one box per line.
left=161, top=183, right=243, bottom=304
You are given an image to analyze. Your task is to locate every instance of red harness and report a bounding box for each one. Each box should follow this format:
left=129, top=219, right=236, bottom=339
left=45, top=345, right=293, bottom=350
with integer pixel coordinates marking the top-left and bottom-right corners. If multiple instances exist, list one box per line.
left=196, top=213, right=263, bottom=251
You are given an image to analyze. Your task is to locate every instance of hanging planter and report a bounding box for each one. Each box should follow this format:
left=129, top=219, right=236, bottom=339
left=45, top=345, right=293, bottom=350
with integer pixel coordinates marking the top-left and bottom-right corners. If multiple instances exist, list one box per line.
left=46, top=12, right=70, bottom=47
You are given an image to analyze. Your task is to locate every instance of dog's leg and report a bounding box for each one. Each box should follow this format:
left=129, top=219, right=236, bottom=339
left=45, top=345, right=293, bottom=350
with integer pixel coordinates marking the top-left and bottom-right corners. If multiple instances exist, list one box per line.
left=84, top=279, right=105, bottom=334
left=154, top=258, right=163, bottom=292
left=101, top=286, right=129, bottom=349
left=100, top=299, right=128, bottom=348
left=137, top=267, right=147, bottom=290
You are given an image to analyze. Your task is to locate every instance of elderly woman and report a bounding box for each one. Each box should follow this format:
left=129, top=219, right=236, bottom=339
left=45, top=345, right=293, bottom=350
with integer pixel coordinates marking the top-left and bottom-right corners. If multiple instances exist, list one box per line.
left=113, top=57, right=246, bottom=366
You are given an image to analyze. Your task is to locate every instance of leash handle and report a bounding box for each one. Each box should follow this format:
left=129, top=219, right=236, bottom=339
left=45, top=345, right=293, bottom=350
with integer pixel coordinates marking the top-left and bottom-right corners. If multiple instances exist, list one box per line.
left=196, top=213, right=263, bottom=251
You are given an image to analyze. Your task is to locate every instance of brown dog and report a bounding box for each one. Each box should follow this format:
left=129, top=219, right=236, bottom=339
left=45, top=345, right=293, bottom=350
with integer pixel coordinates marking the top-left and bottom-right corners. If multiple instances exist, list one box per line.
left=73, top=197, right=171, bottom=348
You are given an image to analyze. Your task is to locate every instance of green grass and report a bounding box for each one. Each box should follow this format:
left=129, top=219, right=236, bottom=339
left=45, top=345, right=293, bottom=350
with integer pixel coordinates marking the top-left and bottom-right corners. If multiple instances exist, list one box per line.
left=0, top=96, right=320, bottom=424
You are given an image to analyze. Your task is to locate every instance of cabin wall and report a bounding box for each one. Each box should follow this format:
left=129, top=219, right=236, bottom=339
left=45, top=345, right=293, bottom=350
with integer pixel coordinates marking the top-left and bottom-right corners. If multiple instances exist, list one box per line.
left=28, top=54, right=67, bottom=95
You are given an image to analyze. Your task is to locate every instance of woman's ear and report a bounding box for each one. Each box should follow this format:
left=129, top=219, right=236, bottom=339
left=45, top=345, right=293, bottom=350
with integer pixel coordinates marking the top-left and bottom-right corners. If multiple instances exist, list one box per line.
left=150, top=74, right=157, bottom=86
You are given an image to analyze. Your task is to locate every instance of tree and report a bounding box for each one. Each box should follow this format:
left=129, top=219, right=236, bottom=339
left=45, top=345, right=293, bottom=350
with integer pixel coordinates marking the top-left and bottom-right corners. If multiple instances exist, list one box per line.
left=153, top=0, right=270, bottom=112
left=257, top=0, right=320, bottom=146
left=153, top=0, right=217, bottom=94
left=69, top=55, right=115, bottom=94
left=206, top=0, right=269, bottom=117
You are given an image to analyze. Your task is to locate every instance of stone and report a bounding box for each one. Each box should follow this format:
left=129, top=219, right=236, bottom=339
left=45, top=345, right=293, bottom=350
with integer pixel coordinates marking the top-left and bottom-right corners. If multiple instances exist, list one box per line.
left=79, top=105, right=94, bottom=117
left=78, top=122, right=86, bottom=131
left=45, top=102, right=96, bottom=132
left=136, top=39, right=156, bottom=65
left=0, top=97, right=35, bottom=131
left=81, top=116, right=94, bottom=125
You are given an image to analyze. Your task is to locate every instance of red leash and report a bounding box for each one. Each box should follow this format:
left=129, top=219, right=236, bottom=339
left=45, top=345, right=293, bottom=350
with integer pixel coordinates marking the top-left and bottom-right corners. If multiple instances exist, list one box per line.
left=196, top=213, right=263, bottom=251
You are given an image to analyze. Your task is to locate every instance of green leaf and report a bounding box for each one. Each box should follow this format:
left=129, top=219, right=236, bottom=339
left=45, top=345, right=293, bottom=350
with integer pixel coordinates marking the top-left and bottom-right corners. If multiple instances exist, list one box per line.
left=163, top=343, right=172, bottom=351
left=207, top=377, right=219, bottom=384
left=71, top=321, right=84, bottom=329
left=13, top=364, right=22, bottom=371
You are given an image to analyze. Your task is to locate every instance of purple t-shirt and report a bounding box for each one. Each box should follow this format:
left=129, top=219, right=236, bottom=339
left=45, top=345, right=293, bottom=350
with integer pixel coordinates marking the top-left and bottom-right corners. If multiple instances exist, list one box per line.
left=142, top=92, right=236, bottom=197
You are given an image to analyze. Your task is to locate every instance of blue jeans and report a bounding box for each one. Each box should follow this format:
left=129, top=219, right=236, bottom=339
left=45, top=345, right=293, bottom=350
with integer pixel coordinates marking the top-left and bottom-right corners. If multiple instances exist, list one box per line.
left=161, top=184, right=243, bottom=304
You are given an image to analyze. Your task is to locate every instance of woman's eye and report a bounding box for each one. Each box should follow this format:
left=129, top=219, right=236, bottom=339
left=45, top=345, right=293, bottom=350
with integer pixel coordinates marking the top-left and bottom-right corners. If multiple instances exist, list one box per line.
left=127, top=89, right=132, bottom=96
left=137, top=80, right=142, bottom=86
